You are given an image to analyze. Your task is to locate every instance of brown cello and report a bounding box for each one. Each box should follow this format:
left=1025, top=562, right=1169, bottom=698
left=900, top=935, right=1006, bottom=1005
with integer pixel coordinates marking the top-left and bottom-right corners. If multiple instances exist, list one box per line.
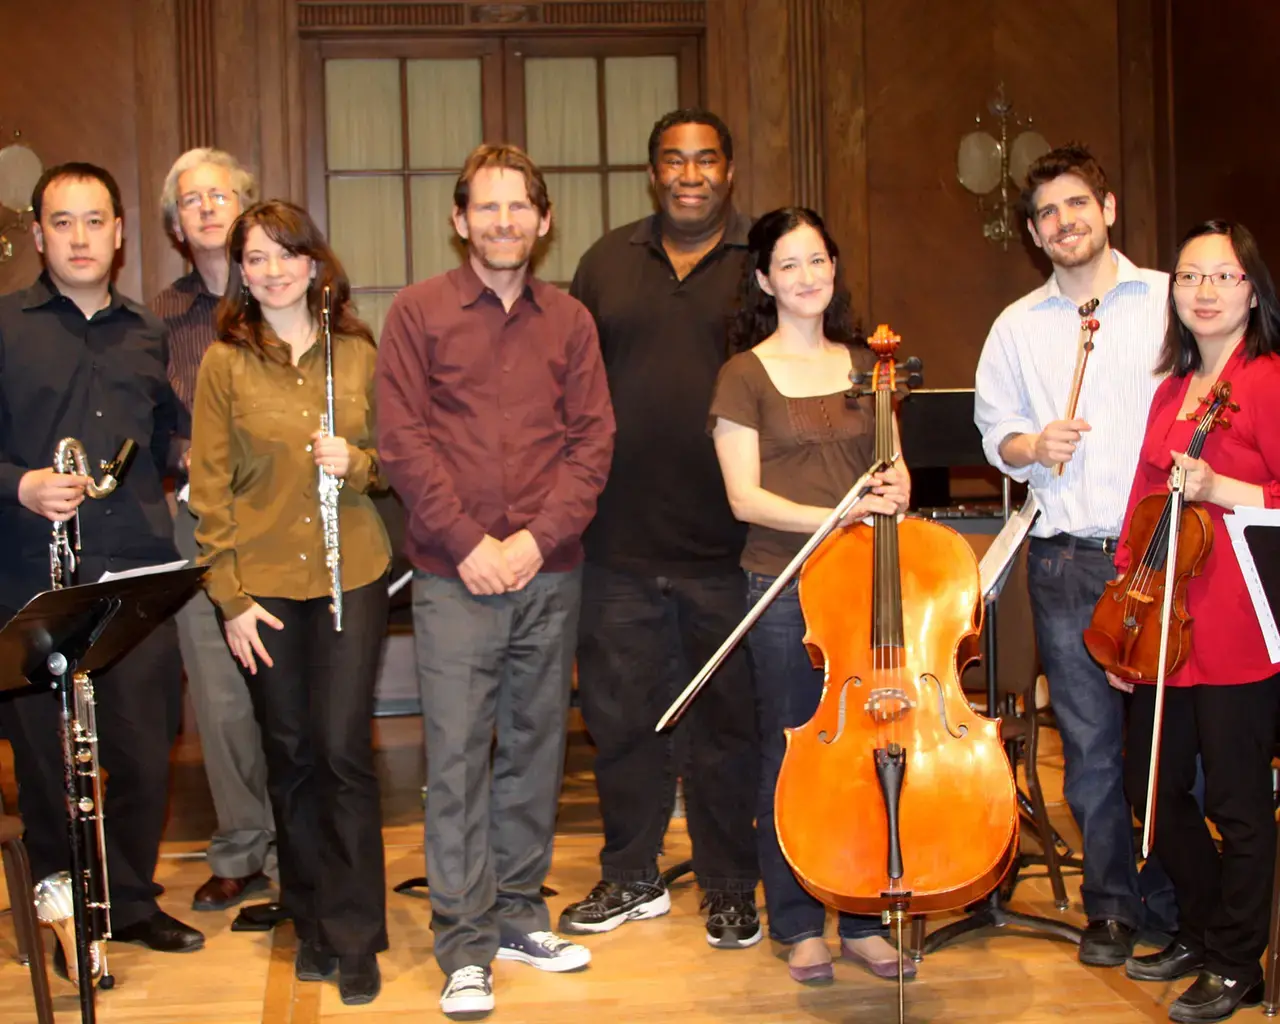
left=774, top=326, right=1019, bottom=1013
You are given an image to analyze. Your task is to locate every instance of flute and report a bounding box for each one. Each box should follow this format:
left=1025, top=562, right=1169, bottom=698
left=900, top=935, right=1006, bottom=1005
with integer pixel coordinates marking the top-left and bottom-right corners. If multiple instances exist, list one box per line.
left=318, top=285, right=344, bottom=631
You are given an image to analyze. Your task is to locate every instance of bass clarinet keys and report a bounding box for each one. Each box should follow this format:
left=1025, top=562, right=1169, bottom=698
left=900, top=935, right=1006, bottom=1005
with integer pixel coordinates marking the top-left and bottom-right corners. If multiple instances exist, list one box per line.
left=42, top=434, right=137, bottom=993
left=318, top=284, right=344, bottom=632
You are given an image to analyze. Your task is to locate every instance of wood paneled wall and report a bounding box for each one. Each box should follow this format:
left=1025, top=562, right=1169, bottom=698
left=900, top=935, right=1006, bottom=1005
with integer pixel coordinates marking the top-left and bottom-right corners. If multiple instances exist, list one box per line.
left=708, top=0, right=1160, bottom=388
left=8, top=0, right=1267, bottom=385
left=1, top=0, right=298, bottom=303
left=1169, top=2, right=1280, bottom=263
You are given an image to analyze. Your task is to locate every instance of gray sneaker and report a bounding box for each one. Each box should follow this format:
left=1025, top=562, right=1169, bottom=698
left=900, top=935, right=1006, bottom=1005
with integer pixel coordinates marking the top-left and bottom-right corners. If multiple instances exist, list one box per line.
left=440, top=965, right=494, bottom=1021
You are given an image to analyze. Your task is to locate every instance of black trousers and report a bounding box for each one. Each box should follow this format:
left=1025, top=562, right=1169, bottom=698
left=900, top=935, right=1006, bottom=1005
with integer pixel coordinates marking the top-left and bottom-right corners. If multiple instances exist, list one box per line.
left=575, top=563, right=759, bottom=891
left=249, top=578, right=388, bottom=957
left=1124, top=675, right=1280, bottom=982
left=0, top=606, right=182, bottom=931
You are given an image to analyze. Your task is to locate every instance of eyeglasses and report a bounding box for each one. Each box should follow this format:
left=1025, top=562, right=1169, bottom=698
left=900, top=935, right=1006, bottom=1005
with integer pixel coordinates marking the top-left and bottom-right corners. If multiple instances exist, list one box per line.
left=1172, top=270, right=1249, bottom=288
left=178, top=190, right=235, bottom=211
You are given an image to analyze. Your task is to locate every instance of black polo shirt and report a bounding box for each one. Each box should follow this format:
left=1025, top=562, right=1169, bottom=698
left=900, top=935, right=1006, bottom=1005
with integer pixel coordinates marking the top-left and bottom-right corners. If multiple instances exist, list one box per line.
left=570, top=209, right=751, bottom=576
left=0, top=273, right=183, bottom=610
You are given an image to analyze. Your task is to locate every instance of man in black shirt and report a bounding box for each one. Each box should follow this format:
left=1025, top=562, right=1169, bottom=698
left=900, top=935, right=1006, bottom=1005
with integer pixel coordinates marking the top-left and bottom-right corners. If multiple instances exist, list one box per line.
left=0, top=162, right=204, bottom=971
left=559, top=110, right=760, bottom=947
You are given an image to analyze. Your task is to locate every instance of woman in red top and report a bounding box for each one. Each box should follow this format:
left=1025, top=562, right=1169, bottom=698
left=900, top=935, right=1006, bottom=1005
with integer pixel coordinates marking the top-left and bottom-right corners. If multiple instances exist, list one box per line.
left=1110, top=220, right=1280, bottom=1024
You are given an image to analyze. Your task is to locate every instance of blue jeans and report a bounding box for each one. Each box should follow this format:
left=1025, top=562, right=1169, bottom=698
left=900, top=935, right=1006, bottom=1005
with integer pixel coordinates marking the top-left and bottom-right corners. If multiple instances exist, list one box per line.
left=746, top=571, right=881, bottom=944
left=1027, top=537, right=1177, bottom=930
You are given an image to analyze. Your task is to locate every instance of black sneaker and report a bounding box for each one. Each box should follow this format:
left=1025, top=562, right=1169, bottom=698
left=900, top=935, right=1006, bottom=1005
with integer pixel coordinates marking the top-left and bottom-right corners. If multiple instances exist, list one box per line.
left=338, top=954, right=381, bottom=1006
left=702, top=890, right=763, bottom=949
left=558, top=878, right=671, bottom=934
left=295, top=939, right=337, bottom=981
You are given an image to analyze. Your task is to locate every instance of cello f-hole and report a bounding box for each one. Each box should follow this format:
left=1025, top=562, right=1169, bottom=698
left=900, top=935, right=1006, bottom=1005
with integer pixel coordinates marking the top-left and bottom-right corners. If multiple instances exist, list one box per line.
left=817, top=678, right=851, bottom=745
left=923, top=673, right=968, bottom=739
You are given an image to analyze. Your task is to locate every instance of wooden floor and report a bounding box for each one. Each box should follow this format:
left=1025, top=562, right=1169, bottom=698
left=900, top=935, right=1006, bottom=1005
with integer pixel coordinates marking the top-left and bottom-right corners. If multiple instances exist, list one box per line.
left=0, top=714, right=1273, bottom=1023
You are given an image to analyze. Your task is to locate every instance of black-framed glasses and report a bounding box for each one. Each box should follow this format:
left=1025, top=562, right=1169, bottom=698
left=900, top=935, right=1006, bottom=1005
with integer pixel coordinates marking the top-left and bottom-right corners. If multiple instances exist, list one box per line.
left=178, top=190, right=235, bottom=211
left=1172, top=270, right=1249, bottom=288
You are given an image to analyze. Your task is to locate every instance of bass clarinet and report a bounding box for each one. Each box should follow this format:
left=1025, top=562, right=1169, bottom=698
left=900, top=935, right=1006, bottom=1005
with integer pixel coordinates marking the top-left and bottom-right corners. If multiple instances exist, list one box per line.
left=319, top=285, right=344, bottom=631
left=35, top=435, right=137, bottom=994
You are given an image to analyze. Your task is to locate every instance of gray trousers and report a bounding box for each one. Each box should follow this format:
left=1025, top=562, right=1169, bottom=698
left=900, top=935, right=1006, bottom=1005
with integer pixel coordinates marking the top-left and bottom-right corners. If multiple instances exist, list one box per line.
left=412, top=567, right=581, bottom=975
left=175, top=500, right=277, bottom=879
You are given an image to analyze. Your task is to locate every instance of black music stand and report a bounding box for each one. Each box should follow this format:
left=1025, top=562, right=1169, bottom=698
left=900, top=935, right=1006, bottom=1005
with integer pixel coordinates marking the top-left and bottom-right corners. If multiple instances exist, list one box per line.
left=914, top=524, right=1083, bottom=956
left=898, top=390, right=1082, bottom=955
left=0, top=566, right=205, bottom=1024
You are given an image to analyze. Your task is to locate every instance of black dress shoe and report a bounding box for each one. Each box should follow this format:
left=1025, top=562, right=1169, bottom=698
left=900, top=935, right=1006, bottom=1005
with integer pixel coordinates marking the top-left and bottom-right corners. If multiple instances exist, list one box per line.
left=112, top=910, right=205, bottom=952
left=338, top=954, right=381, bottom=1006
left=295, top=940, right=337, bottom=981
left=1078, top=918, right=1137, bottom=966
left=1126, top=941, right=1205, bottom=982
left=1169, top=970, right=1263, bottom=1023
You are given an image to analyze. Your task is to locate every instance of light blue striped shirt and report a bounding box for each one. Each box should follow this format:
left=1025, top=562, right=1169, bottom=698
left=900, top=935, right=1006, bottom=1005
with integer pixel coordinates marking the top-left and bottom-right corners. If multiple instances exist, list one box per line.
left=974, top=250, right=1168, bottom=538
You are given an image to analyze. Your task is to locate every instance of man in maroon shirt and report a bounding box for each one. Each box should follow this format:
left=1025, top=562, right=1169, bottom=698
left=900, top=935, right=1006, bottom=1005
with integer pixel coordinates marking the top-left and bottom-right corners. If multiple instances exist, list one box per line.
left=376, top=143, right=615, bottom=1021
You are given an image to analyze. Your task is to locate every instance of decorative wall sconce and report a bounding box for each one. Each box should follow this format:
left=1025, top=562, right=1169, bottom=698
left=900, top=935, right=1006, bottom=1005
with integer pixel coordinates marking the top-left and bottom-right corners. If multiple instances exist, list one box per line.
left=956, top=85, right=1049, bottom=250
left=0, top=127, right=43, bottom=263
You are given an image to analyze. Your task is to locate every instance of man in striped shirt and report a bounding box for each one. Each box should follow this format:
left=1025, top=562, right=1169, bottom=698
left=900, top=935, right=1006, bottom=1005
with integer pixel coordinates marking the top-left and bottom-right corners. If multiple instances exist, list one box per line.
left=151, top=148, right=276, bottom=912
left=975, top=144, right=1173, bottom=968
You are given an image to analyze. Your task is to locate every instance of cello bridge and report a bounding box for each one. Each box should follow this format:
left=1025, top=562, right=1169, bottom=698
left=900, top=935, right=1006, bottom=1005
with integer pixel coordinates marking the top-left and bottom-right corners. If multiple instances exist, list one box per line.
left=865, top=688, right=914, bottom=722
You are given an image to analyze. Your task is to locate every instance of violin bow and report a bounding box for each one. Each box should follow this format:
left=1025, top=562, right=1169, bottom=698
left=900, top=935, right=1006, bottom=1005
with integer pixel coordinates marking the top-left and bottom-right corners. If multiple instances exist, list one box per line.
left=654, top=455, right=897, bottom=732
left=1140, top=381, right=1235, bottom=856
left=1055, top=298, right=1101, bottom=478
left=1141, top=462, right=1183, bottom=858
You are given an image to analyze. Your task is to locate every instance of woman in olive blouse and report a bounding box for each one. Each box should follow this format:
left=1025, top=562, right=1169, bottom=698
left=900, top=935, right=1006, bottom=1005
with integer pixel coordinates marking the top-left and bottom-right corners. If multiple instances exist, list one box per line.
left=189, top=200, right=390, bottom=1006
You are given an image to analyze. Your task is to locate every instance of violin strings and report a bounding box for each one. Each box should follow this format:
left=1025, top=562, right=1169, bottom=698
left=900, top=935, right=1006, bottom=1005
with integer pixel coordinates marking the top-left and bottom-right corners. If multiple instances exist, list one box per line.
left=1124, top=409, right=1214, bottom=623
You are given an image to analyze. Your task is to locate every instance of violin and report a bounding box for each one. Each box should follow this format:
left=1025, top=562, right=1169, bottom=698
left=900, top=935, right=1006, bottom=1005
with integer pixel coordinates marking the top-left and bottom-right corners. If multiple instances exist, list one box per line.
left=1083, top=381, right=1236, bottom=683
left=774, top=326, right=1019, bottom=988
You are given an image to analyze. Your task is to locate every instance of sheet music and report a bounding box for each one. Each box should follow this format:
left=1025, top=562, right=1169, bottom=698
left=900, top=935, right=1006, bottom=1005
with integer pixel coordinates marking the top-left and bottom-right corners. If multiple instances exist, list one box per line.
left=1223, top=506, right=1280, bottom=663
left=978, top=490, right=1041, bottom=600
left=98, top=559, right=191, bottom=583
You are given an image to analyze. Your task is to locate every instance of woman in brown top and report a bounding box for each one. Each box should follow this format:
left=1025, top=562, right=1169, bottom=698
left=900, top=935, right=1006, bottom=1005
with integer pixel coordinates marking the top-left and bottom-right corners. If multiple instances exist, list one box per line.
left=189, top=200, right=390, bottom=1005
left=710, top=207, right=911, bottom=985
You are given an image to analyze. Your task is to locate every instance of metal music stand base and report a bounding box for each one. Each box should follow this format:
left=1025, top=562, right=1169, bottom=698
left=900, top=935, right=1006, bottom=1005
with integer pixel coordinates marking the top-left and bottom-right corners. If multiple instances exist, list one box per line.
left=914, top=886, right=1083, bottom=959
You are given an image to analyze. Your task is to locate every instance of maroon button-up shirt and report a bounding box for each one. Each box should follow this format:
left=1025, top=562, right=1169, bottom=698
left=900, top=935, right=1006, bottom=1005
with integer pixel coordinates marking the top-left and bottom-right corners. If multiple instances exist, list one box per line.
left=376, top=261, right=615, bottom=577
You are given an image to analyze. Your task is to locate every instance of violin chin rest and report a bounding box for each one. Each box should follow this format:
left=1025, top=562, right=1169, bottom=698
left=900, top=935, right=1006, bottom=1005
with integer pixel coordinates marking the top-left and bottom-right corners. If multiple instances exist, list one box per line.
left=1081, top=627, right=1120, bottom=674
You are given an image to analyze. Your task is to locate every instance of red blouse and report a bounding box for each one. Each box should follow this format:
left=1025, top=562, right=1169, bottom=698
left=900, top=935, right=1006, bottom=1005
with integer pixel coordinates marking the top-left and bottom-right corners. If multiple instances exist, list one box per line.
left=1114, top=344, right=1280, bottom=686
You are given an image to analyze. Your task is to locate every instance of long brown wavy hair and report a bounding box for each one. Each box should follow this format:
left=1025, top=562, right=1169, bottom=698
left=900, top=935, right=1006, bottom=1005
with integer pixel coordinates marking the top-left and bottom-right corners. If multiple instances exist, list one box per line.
left=216, top=200, right=373, bottom=362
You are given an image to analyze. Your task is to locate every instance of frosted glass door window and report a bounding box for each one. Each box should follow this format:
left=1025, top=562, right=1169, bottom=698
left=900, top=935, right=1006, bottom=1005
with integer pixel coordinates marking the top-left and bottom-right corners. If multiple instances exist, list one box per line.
left=322, top=56, right=484, bottom=340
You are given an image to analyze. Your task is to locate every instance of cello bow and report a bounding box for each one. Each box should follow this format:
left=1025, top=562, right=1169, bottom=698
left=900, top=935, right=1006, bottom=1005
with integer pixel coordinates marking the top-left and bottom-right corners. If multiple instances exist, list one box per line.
left=654, top=455, right=897, bottom=732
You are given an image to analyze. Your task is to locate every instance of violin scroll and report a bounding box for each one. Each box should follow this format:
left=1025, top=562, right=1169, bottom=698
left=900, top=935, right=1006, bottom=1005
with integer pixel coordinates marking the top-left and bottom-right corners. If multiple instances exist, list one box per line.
left=1184, top=381, right=1238, bottom=429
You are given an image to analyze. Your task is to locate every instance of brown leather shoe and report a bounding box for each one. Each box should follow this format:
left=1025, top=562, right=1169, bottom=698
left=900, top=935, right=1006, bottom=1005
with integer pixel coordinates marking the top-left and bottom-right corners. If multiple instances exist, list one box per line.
left=191, top=872, right=270, bottom=911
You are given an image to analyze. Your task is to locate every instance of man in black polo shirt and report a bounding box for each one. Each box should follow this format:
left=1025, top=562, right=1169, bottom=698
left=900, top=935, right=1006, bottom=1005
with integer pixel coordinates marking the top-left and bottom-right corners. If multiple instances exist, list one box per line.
left=559, top=109, right=760, bottom=947
left=0, top=162, right=204, bottom=971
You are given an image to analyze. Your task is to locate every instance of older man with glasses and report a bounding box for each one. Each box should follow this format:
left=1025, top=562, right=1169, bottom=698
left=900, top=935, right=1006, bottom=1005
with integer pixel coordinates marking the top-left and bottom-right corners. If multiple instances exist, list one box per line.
left=152, top=148, right=277, bottom=913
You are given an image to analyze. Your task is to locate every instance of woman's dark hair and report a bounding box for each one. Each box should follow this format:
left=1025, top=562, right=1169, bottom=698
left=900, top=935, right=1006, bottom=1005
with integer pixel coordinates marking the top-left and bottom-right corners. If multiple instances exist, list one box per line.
left=1156, top=219, right=1280, bottom=376
left=217, top=200, right=373, bottom=360
left=727, top=206, right=863, bottom=354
